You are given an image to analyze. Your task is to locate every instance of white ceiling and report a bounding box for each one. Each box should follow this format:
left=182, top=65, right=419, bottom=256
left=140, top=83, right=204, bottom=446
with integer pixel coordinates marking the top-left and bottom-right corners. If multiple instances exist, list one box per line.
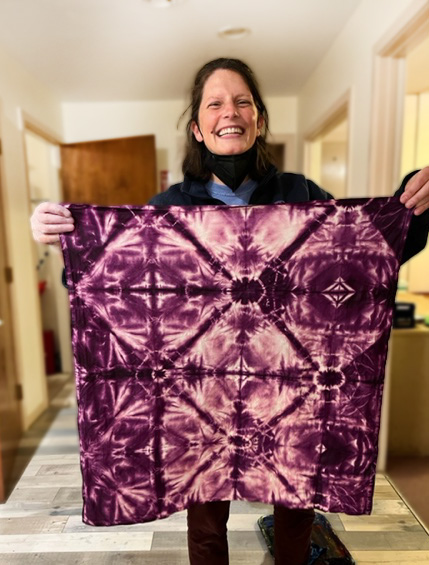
left=0, top=0, right=361, bottom=102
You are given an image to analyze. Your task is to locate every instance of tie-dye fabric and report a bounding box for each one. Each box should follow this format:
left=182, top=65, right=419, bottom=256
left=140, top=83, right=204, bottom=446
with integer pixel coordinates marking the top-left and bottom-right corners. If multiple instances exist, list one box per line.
left=60, top=198, right=412, bottom=526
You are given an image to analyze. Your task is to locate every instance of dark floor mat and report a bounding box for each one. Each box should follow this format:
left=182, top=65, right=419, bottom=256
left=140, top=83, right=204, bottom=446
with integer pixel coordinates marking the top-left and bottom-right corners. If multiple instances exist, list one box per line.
left=257, top=512, right=355, bottom=564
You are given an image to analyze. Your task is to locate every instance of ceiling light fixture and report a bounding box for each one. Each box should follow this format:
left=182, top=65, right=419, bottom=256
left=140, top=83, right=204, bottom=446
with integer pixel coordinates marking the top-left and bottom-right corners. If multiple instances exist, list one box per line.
left=218, top=26, right=251, bottom=40
left=144, top=0, right=184, bottom=8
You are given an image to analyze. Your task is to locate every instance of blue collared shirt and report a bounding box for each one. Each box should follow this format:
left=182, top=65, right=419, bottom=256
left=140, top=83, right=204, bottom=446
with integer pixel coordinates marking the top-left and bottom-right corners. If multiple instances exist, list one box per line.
left=205, top=179, right=258, bottom=205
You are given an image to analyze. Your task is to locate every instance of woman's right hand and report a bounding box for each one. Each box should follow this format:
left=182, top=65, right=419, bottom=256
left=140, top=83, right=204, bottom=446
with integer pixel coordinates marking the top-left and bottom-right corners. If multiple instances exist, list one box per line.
left=30, top=202, right=75, bottom=245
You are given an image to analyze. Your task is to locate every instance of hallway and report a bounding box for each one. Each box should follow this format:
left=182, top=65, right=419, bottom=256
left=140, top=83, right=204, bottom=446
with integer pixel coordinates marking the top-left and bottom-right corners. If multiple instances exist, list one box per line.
left=1, top=376, right=429, bottom=564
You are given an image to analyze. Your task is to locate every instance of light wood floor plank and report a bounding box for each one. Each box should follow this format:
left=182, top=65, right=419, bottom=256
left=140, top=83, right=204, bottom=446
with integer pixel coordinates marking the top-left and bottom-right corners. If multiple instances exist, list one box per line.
left=16, top=475, right=82, bottom=488
left=36, top=465, right=80, bottom=476
left=352, top=550, right=429, bottom=563
left=0, top=532, right=153, bottom=553
left=64, top=511, right=272, bottom=534
left=370, top=500, right=412, bottom=515
left=340, top=513, right=421, bottom=532
left=150, top=530, right=267, bottom=551
left=338, top=531, right=429, bottom=551
left=0, top=549, right=274, bottom=565
left=7, top=488, right=60, bottom=503
left=0, top=516, right=67, bottom=534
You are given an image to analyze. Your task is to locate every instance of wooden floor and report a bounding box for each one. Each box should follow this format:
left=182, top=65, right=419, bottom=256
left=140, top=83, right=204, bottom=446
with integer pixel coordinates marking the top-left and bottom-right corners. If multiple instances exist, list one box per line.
left=1, top=375, right=429, bottom=565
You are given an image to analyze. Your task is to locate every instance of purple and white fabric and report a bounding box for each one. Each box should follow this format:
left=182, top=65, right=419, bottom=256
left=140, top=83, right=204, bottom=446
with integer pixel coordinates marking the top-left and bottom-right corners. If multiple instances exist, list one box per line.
left=60, top=198, right=412, bottom=526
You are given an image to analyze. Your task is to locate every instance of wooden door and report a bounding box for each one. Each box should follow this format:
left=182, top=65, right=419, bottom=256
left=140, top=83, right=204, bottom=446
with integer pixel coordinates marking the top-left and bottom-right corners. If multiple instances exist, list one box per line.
left=0, top=143, right=22, bottom=502
left=60, top=135, right=157, bottom=206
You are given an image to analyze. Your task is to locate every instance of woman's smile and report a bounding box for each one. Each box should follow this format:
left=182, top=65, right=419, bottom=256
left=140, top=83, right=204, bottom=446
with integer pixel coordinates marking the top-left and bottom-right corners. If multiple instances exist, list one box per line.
left=217, top=126, right=245, bottom=137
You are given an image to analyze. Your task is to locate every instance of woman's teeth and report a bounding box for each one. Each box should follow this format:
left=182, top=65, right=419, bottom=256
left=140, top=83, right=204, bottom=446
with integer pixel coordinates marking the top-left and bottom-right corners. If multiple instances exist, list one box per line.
left=218, top=127, right=243, bottom=136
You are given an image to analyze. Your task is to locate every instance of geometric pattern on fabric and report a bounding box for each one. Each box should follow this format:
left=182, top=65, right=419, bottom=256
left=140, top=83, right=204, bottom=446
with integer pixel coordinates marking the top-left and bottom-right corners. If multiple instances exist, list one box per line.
left=60, top=198, right=412, bottom=526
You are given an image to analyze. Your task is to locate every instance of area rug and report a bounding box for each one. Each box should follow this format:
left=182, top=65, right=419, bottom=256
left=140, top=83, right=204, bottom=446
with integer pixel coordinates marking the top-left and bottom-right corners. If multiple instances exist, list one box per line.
left=60, top=198, right=412, bottom=526
left=257, top=512, right=355, bottom=564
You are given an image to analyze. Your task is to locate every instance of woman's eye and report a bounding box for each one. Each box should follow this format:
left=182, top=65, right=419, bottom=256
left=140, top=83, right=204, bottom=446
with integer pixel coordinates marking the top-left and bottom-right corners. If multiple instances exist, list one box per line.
left=208, top=102, right=221, bottom=108
left=238, top=100, right=250, bottom=106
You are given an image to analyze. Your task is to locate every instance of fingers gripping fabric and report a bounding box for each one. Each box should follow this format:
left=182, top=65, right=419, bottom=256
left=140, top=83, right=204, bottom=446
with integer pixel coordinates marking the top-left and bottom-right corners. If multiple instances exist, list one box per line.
left=60, top=198, right=412, bottom=526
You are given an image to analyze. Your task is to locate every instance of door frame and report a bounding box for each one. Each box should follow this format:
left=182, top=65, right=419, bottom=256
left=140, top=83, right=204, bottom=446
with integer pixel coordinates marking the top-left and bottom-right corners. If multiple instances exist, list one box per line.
left=23, top=111, right=63, bottom=146
left=303, top=90, right=351, bottom=195
left=21, top=115, right=75, bottom=379
left=0, top=100, right=22, bottom=501
left=368, top=1, right=429, bottom=197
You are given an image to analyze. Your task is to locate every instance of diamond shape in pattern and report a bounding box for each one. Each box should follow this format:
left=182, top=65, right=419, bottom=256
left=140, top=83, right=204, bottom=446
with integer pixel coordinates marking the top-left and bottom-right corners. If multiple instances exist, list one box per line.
left=322, top=277, right=356, bottom=306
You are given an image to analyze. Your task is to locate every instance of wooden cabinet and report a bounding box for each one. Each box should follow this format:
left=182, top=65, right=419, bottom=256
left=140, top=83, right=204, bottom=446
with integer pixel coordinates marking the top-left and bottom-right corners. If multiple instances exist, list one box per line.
left=387, top=293, right=429, bottom=456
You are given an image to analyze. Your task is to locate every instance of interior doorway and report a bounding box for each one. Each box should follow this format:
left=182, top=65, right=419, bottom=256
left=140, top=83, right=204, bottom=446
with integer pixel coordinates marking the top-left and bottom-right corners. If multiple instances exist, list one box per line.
left=23, top=127, right=73, bottom=393
left=304, top=101, right=349, bottom=199
left=398, top=34, right=429, bottom=294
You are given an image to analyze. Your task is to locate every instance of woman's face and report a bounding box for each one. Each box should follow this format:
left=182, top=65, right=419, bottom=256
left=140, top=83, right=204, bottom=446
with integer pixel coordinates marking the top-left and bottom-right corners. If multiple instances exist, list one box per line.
left=192, top=69, right=263, bottom=156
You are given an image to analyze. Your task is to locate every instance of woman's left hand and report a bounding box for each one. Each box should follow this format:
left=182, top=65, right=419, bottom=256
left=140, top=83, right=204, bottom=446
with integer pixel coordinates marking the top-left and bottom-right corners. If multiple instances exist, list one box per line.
left=400, top=166, right=429, bottom=215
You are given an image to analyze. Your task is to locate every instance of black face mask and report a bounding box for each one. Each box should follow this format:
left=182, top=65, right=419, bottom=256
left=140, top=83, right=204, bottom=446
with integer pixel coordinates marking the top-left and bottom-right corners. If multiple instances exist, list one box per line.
left=204, top=145, right=257, bottom=191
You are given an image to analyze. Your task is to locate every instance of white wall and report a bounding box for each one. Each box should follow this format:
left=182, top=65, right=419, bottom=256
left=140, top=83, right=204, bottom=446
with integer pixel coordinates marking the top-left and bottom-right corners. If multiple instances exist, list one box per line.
left=297, top=0, right=428, bottom=196
left=0, top=44, right=63, bottom=429
left=62, top=96, right=298, bottom=187
left=265, top=97, right=297, bottom=135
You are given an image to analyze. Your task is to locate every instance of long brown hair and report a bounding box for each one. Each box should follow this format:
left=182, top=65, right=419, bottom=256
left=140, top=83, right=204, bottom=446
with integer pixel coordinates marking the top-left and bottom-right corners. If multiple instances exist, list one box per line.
left=181, top=58, right=272, bottom=181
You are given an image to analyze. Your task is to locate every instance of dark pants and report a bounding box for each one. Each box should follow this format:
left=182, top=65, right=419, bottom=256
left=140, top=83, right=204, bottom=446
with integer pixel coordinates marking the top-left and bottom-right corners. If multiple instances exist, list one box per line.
left=187, top=501, right=314, bottom=565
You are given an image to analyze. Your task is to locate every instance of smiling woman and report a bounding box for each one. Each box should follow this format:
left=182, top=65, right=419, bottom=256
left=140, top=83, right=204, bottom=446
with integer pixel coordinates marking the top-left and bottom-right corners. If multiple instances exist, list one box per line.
left=181, top=58, right=271, bottom=188
left=29, top=56, right=429, bottom=565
